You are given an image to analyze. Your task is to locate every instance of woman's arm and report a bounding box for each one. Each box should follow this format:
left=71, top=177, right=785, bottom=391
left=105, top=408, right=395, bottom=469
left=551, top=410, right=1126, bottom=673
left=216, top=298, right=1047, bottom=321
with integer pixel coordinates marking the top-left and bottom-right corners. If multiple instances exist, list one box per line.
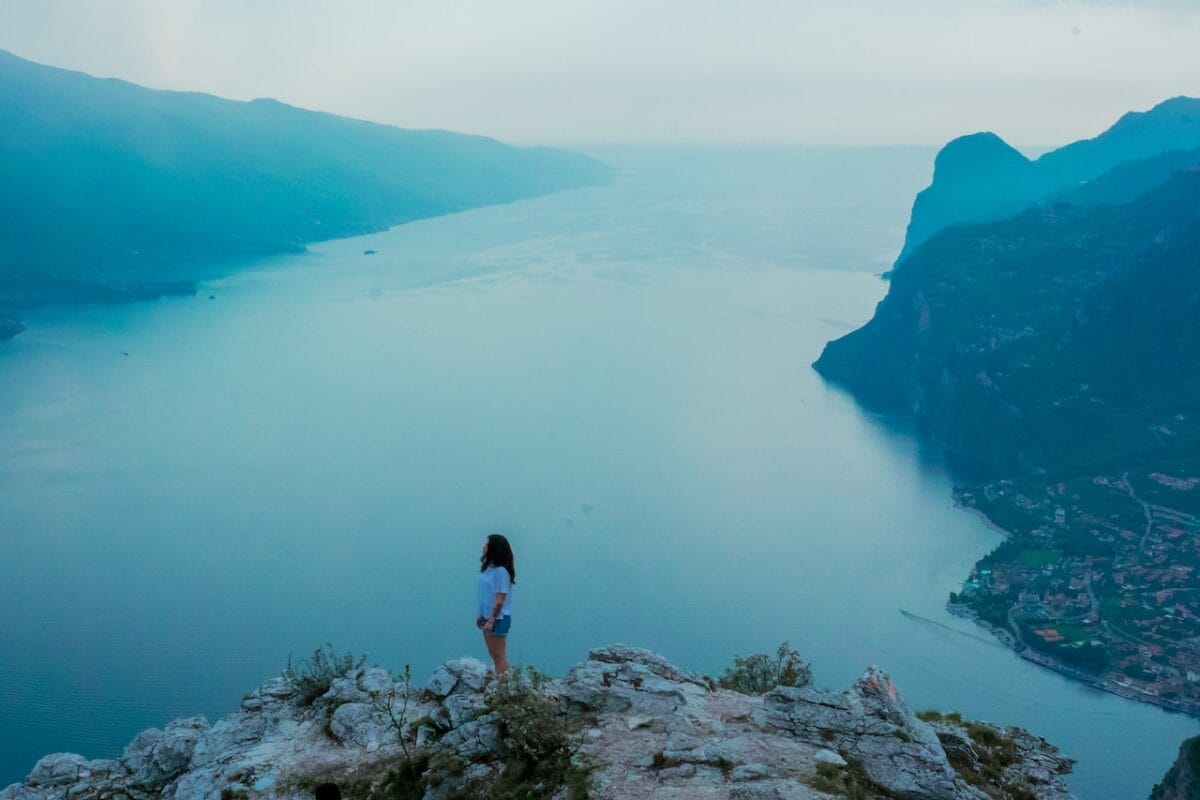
left=482, top=592, right=507, bottom=632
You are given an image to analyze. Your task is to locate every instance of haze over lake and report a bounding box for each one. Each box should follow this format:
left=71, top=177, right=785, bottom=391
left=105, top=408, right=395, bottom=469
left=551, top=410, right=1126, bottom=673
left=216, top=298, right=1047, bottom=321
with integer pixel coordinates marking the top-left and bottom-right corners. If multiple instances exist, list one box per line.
left=1, top=147, right=1196, bottom=797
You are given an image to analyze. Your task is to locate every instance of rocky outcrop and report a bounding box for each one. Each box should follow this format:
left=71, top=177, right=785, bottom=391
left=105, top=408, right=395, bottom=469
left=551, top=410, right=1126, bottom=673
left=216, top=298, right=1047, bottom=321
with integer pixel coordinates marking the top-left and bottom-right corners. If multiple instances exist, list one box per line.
left=1, top=645, right=1074, bottom=800
left=1150, top=736, right=1200, bottom=800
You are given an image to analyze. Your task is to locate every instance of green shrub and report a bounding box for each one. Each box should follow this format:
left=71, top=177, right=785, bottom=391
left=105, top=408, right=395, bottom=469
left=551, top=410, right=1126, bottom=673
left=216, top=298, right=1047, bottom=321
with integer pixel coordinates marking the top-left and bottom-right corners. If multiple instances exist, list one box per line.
left=936, top=719, right=1027, bottom=798
left=717, top=642, right=813, bottom=694
left=808, top=759, right=885, bottom=799
left=483, top=667, right=594, bottom=799
left=283, top=643, right=367, bottom=705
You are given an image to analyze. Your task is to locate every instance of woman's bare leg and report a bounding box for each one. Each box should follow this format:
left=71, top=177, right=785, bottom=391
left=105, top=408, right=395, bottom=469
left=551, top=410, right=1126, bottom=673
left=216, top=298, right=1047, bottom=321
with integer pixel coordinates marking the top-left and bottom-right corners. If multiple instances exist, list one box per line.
left=483, top=630, right=509, bottom=674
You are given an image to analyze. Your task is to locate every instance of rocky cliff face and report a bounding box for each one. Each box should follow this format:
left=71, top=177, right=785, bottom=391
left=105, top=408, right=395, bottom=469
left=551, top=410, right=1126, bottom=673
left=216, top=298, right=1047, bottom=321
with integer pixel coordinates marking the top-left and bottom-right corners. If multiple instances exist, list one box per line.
left=0, top=646, right=1073, bottom=800
left=1150, top=736, right=1200, bottom=800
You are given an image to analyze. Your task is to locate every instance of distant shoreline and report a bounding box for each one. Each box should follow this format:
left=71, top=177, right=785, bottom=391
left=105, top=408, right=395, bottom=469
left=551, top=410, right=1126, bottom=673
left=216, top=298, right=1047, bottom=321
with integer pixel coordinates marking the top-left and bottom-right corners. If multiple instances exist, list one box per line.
left=0, top=280, right=198, bottom=343
left=947, top=597, right=1200, bottom=718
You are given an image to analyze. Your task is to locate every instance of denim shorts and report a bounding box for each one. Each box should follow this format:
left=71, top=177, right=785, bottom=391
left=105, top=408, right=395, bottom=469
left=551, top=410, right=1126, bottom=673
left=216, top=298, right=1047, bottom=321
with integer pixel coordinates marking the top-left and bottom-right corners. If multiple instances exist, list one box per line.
left=490, top=615, right=512, bottom=637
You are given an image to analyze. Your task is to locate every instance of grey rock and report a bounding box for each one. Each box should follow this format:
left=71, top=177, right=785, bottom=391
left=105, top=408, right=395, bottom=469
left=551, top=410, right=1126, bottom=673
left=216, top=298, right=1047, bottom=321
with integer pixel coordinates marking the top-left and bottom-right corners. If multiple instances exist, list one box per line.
left=83, top=761, right=121, bottom=779
left=439, top=714, right=499, bottom=761
left=440, top=691, right=486, bottom=729
left=322, top=673, right=368, bottom=705
left=427, top=658, right=489, bottom=699
left=359, top=667, right=394, bottom=695
left=28, top=754, right=89, bottom=787
left=626, top=714, right=656, bottom=731
left=121, top=716, right=207, bottom=792
left=3, top=646, right=1074, bottom=800
left=1, top=787, right=48, bottom=800
left=586, top=644, right=709, bottom=686
left=812, top=748, right=846, bottom=766
left=730, top=763, right=770, bottom=781
left=728, top=786, right=781, bottom=800
left=257, top=677, right=293, bottom=700
left=328, top=702, right=389, bottom=751
left=560, top=645, right=705, bottom=717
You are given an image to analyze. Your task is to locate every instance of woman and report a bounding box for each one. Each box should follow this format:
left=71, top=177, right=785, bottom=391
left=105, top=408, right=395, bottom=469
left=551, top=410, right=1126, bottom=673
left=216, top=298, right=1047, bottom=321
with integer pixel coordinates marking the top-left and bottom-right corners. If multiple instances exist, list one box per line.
left=476, top=533, right=515, bottom=674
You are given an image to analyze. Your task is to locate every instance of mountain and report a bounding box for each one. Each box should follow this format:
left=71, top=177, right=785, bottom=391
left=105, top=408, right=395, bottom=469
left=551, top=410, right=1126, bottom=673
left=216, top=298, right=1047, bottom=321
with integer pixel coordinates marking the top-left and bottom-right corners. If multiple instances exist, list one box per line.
left=0, top=644, right=1075, bottom=800
left=814, top=104, right=1200, bottom=715
left=815, top=95, right=1200, bottom=711
left=0, top=50, right=613, bottom=337
left=897, top=96, right=1200, bottom=259
left=815, top=163, right=1200, bottom=476
left=1151, top=737, right=1200, bottom=800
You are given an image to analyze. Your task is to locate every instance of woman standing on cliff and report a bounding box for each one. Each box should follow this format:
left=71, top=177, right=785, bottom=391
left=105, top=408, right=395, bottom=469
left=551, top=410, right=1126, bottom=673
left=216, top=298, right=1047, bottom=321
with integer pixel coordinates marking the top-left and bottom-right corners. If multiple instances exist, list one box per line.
left=477, top=533, right=515, bottom=674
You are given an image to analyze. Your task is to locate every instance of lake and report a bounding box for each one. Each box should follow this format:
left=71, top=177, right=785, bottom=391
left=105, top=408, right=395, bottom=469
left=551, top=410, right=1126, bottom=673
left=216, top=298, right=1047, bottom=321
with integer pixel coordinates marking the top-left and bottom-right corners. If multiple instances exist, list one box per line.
left=1, top=146, right=1196, bottom=797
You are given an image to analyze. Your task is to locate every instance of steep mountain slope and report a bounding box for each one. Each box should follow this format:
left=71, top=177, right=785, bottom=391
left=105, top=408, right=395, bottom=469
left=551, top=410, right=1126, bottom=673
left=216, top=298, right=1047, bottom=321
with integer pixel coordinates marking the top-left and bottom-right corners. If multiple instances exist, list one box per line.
left=817, top=166, right=1200, bottom=475
left=897, top=97, right=1200, bottom=259
left=814, top=112, right=1200, bottom=714
left=0, top=50, right=612, bottom=335
left=1151, top=736, right=1200, bottom=800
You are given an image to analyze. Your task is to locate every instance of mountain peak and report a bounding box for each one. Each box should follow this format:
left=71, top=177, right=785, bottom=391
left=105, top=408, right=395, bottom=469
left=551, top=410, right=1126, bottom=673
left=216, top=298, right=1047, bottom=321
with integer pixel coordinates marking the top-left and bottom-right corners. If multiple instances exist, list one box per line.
left=932, top=132, right=1033, bottom=184
left=897, top=96, right=1200, bottom=258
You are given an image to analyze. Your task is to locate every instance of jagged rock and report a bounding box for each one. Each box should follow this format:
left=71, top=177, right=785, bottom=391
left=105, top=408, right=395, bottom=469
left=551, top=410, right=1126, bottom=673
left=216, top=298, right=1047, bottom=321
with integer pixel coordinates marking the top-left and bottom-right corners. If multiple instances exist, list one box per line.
left=328, top=703, right=390, bottom=751
left=121, top=717, right=208, bottom=792
left=0, top=786, right=46, bottom=800
left=560, top=644, right=707, bottom=716
left=1150, top=735, right=1200, bottom=800
left=438, top=713, right=499, bottom=762
left=1, top=645, right=1074, bottom=800
left=322, top=674, right=368, bottom=706
left=813, top=749, right=846, bottom=767
left=27, top=756, right=90, bottom=788
left=426, top=658, right=488, bottom=699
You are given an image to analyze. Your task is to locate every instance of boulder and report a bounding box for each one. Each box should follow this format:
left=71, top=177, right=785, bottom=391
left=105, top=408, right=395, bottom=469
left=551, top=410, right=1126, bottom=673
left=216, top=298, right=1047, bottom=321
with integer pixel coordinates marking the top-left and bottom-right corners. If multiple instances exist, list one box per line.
left=427, top=658, right=489, bottom=699
left=121, top=716, right=208, bottom=791
left=27, top=755, right=89, bottom=787
left=328, top=703, right=390, bottom=751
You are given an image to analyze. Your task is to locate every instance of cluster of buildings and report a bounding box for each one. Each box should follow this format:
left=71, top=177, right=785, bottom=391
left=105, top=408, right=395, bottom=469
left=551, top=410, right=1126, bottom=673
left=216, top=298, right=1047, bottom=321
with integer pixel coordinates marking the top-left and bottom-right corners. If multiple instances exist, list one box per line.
left=954, top=468, right=1200, bottom=713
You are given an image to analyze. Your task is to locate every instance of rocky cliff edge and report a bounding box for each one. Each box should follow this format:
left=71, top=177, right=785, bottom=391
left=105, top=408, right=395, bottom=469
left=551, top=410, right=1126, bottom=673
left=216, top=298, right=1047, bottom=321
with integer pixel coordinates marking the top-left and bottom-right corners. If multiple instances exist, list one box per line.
left=1, top=645, right=1074, bottom=800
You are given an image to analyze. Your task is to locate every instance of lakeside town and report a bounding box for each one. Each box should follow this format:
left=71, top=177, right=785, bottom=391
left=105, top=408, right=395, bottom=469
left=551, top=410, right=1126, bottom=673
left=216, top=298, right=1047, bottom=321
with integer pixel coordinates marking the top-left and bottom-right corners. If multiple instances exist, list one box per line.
left=952, top=463, right=1200, bottom=715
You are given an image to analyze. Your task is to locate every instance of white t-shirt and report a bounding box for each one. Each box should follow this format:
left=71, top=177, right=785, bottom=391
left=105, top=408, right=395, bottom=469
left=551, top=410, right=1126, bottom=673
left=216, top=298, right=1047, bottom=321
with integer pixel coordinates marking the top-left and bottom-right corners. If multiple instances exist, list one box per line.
left=477, top=566, right=514, bottom=618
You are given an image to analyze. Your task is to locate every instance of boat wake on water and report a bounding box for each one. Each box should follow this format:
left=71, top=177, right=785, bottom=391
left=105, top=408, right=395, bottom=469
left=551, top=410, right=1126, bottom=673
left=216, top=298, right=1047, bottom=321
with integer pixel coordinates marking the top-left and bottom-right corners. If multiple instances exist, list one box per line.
left=899, top=609, right=1007, bottom=649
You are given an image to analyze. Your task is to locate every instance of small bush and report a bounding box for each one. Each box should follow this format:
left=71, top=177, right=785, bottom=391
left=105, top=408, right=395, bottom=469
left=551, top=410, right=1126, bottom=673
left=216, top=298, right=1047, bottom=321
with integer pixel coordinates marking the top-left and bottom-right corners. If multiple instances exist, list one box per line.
left=717, top=642, right=813, bottom=694
left=483, top=666, right=594, bottom=799
left=937, top=719, right=1027, bottom=798
left=808, top=759, right=884, bottom=799
left=283, top=643, right=367, bottom=705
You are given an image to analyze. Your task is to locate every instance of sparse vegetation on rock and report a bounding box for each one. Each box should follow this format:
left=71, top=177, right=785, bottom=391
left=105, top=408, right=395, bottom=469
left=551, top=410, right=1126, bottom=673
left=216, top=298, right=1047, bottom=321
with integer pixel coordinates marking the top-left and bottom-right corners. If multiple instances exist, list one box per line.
left=716, top=641, right=813, bottom=694
left=283, top=643, right=368, bottom=706
left=1, top=644, right=1074, bottom=800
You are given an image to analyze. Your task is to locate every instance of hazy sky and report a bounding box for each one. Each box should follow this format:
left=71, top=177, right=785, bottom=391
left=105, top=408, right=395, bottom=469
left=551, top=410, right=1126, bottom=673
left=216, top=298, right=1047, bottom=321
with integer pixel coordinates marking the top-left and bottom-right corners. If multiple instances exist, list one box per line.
left=2, top=0, right=1198, bottom=146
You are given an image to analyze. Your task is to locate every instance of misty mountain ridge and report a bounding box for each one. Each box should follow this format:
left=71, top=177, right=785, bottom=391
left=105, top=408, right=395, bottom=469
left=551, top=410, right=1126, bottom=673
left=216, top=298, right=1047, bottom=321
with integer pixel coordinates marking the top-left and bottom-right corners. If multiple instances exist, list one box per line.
left=0, top=49, right=613, bottom=338
left=898, top=95, right=1200, bottom=259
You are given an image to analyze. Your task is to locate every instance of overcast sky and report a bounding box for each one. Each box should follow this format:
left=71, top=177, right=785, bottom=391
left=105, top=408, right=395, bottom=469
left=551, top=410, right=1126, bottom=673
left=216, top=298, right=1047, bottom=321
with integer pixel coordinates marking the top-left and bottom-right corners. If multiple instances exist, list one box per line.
left=1, top=0, right=1198, bottom=146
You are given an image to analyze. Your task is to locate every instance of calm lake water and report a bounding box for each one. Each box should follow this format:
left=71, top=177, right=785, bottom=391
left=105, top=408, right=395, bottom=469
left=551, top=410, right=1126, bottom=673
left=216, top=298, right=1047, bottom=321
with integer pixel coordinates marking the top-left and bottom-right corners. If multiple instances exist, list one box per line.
left=1, top=146, right=1196, bottom=797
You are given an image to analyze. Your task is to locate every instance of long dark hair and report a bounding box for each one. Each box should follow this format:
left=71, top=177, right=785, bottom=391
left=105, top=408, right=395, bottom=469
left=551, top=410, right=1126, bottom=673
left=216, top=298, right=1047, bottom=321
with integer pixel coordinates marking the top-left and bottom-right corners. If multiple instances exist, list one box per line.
left=481, top=533, right=516, bottom=584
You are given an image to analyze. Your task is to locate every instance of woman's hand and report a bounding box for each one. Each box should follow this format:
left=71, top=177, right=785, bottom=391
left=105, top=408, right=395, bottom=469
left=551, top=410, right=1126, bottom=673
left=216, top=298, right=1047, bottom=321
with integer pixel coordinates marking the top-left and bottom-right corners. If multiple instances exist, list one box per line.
left=476, top=616, right=486, bottom=629
left=482, top=618, right=494, bottom=633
